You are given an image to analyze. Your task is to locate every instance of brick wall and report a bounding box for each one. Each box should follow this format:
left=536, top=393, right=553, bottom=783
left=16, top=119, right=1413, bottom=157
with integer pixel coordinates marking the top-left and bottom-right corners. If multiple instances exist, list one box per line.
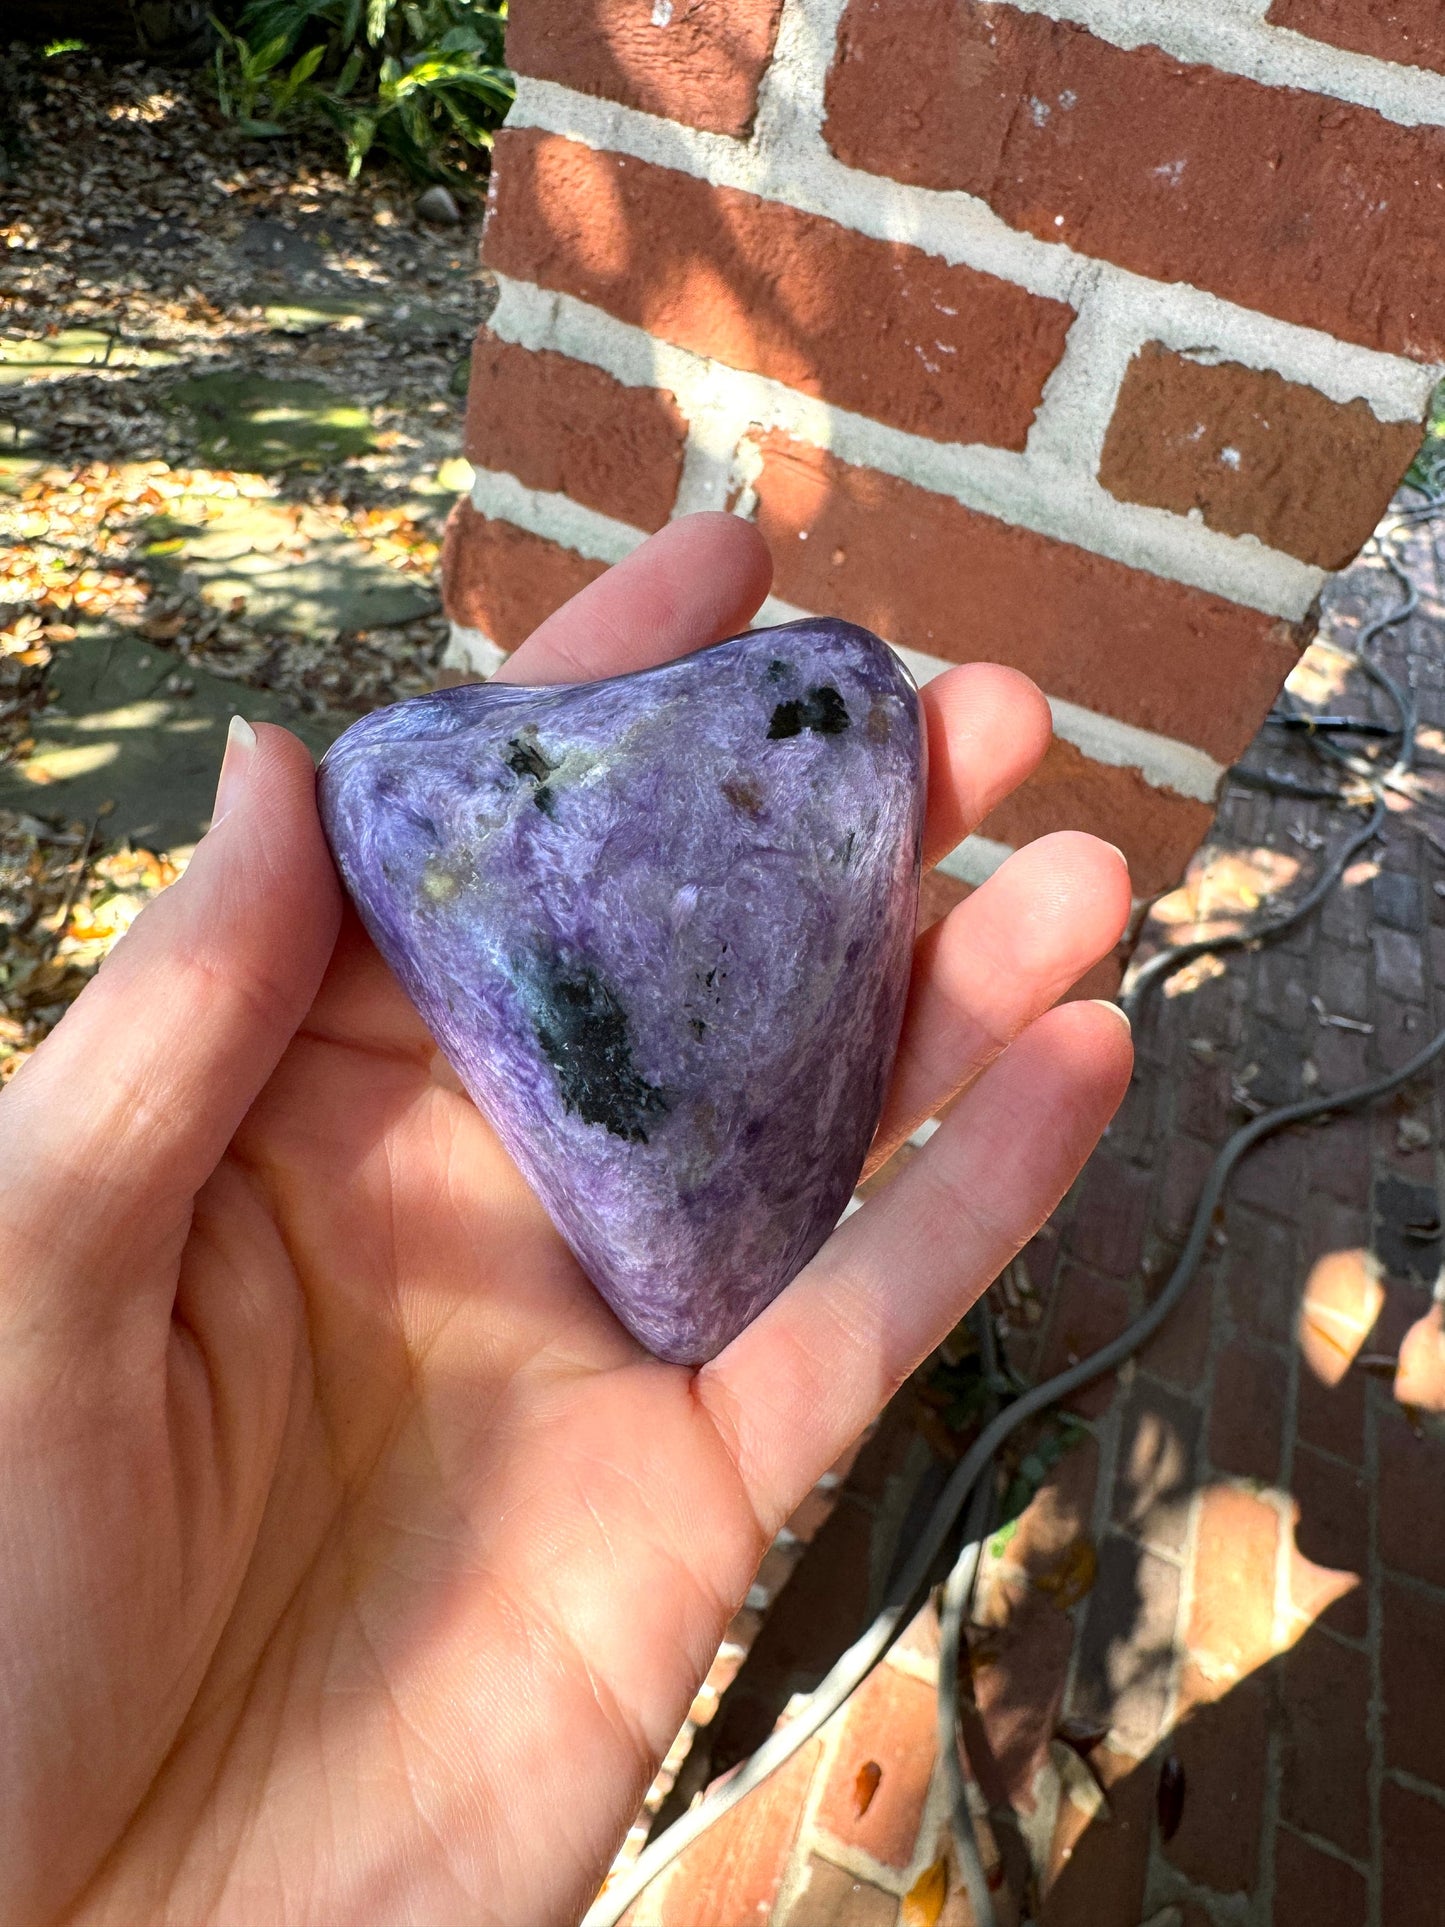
left=443, top=0, right=1444, bottom=901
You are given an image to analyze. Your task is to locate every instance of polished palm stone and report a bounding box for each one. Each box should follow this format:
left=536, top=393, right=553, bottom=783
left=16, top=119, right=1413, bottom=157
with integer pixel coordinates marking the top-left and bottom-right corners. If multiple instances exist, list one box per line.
left=317, top=618, right=925, bottom=1364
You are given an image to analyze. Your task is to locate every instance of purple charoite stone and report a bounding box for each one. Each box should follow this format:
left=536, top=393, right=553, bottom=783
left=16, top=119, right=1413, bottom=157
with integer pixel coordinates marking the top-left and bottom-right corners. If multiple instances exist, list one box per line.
left=317, top=618, right=925, bottom=1364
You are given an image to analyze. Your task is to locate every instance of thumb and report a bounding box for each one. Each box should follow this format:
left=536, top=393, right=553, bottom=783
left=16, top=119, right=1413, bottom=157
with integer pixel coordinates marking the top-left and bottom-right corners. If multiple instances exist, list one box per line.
left=0, top=719, right=342, bottom=1311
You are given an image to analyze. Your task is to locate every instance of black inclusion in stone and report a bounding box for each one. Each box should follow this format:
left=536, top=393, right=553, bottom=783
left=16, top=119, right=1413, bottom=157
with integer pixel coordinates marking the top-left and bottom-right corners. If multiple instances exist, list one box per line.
left=505, top=735, right=556, bottom=782
left=767, top=683, right=851, bottom=740
left=527, top=957, right=669, bottom=1142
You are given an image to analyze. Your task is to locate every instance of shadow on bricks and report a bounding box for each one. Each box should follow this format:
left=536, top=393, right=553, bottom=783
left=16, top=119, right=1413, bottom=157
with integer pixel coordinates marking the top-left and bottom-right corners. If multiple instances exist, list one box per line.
left=624, top=504, right=1445, bottom=1925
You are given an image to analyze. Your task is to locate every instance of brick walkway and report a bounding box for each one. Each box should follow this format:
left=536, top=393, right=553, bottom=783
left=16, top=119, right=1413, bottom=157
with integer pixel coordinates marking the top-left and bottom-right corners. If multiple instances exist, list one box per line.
left=610, top=501, right=1445, bottom=1927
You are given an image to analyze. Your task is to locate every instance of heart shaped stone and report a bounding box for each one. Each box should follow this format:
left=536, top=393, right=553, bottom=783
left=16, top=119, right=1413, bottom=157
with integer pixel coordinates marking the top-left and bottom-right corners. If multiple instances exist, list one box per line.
left=317, top=618, right=925, bottom=1364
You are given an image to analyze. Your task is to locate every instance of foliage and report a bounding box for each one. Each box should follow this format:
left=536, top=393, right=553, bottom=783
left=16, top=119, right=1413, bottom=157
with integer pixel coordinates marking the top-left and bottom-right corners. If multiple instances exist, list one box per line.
left=211, top=0, right=512, bottom=182
left=1407, top=380, right=1445, bottom=495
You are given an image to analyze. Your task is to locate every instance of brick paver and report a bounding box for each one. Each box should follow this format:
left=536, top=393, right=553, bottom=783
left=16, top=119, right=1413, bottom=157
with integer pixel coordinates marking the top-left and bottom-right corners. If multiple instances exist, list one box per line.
left=603, top=503, right=1445, bottom=1926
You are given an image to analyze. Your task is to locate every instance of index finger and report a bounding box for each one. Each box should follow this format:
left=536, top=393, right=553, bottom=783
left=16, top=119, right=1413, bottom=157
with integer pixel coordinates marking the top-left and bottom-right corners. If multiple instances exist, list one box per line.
left=492, top=512, right=775, bottom=687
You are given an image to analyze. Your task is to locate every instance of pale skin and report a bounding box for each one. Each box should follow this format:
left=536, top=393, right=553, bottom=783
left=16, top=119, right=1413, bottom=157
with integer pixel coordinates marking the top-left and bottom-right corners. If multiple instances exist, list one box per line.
left=0, top=515, right=1133, bottom=1927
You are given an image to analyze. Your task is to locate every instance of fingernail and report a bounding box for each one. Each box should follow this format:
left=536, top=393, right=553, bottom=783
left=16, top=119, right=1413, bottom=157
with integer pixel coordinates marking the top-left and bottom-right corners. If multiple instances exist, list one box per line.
left=1089, top=998, right=1132, bottom=1030
left=1106, top=842, right=1128, bottom=866
left=211, top=715, right=256, bottom=829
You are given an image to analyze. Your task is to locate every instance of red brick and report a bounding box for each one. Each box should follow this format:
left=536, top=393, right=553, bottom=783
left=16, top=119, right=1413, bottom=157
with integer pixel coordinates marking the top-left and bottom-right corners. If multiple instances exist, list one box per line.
left=1378, top=1406, right=1445, bottom=1589
left=1279, top=1631, right=1371, bottom=1857
left=1158, top=1133, right=1214, bottom=1243
left=651, top=1737, right=821, bottom=1925
left=1099, top=344, right=1421, bottom=569
left=750, top=432, right=1303, bottom=766
left=465, top=333, right=685, bottom=532
left=1137, top=1254, right=1214, bottom=1394
left=1042, top=1745, right=1152, bottom=1927
left=1113, top=1378, right=1200, bottom=1555
left=1267, top=0, right=1445, bottom=76
left=1003, top=1431, right=1099, bottom=1588
left=813, top=1661, right=936, bottom=1869
left=484, top=129, right=1073, bottom=449
left=441, top=503, right=607, bottom=646
left=1070, top=1534, right=1180, bottom=1754
left=1295, top=1353, right=1367, bottom=1467
left=1034, top=1264, right=1132, bottom=1419
left=1210, top=1337, right=1286, bottom=1484
left=1225, top=1206, right=1301, bottom=1348
left=1306, top=1112, right=1372, bottom=1210
left=963, top=1585, right=1077, bottom=1813
left=1289, top=1446, right=1369, bottom=1639
left=824, top=0, right=1445, bottom=361
left=782, top=1857, right=896, bottom=1926
left=1383, top=1576, right=1445, bottom=1790
left=508, top=0, right=784, bottom=138
left=1299, top=1243, right=1384, bottom=1390
left=1272, top=1829, right=1368, bottom=1927
left=1382, top=1779, right=1445, bottom=1925
left=1068, top=1149, right=1152, bottom=1280
left=1396, top=1303, right=1445, bottom=1415
left=981, top=734, right=1214, bottom=899
left=1165, top=1668, right=1270, bottom=1896
left=1230, top=1126, right=1308, bottom=1220
left=1187, top=1486, right=1281, bottom=1688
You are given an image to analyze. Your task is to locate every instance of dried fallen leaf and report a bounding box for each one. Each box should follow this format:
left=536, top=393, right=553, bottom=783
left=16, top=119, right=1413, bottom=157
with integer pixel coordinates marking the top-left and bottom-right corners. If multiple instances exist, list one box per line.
left=900, top=1856, right=948, bottom=1927
left=1397, top=1115, right=1433, bottom=1154
left=853, top=1759, right=882, bottom=1817
left=1036, top=1537, right=1098, bottom=1611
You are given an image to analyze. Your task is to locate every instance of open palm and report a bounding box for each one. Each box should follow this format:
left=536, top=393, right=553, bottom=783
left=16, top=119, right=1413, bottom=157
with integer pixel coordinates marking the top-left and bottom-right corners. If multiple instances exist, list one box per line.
left=0, top=517, right=1132, bottom=1927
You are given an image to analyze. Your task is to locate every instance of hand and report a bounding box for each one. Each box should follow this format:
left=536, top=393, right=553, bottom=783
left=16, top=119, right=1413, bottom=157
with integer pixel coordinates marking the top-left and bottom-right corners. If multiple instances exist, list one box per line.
left=0, top=515, right=1132, bottom=1927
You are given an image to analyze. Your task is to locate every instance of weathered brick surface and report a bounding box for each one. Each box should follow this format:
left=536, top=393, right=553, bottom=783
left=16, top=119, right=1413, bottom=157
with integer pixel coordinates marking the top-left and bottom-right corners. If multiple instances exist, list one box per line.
left=1209, top=1336, right=1286, bottom=1484
left=1267, top=0, right=1445, bottom=75
left=1165, top=1669, right=1270, bottom=1896
left=1099, top=345, right=1421, bottom=569
left=1041, top=1745, right=1152, bottom=1927
left=1033, top=1264, right=1132, bottom=1419
left=1070, top=1533, right=1179, bottom=1753
left=507, top=0, right=785, bottom=138
left=812, top=1661, right=936, bottom=1869
left=980, top=734, right=1214, bottom=900
left=465, top=333, right=686, bottom=532
left=781, top=1858, right=896, bottom=1926
left=750, top=432, right=1303, bottom=764
left=1272, top=1828, right=1369, bottom=1927
left=824, top=0, right=1445, bottom=359
left=1187, top=1487, right=1281, bottom=1688
left=1382, top=1576, right=1445, bottom=1789
left=1381, top=1779, right=1445, bottom=1925
left=441, top=503, right=606, bottom=646
left=1112, top=1378, right=1200, bottom=1555
left=650, top=1738, right=821, bottom=1926
left=963, top=1585, right=1075, bottom=1812
left=1279, top=1632, right=1372, bottom=1858
left=484, top=130, right=1075, bottom=449
left=1002, top=1431, right=1099, bottom=1588
left=1289, top=1446, right=1369, bottom=1638
left=1378, top=1409, right=1445, bottom=1590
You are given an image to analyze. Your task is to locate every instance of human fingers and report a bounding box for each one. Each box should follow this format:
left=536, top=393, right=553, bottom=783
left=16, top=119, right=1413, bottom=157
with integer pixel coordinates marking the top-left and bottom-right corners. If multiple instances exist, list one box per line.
left=866, top=832, right=1131, bottom=1174
left=0, top=721, right=340, bottom=1314
left=698, top=999, right=1133, bottom=1533
left=493, top=512, right=773, bottom=686
left=917, top=663, right=1052, bottom=869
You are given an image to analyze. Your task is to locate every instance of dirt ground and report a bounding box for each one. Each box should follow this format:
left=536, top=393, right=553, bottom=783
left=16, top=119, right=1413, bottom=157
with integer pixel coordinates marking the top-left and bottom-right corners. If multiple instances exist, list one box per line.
left=1, top=43, right=494, bottom=1080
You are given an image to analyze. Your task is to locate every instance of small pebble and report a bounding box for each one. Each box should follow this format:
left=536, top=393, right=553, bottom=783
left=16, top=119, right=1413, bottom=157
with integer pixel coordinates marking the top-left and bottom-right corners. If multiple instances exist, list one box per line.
left=415, top=185, right=461, bottom=225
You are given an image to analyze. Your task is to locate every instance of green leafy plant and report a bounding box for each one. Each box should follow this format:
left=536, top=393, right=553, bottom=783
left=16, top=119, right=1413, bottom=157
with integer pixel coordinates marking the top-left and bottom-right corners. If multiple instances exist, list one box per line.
left=211, top=0, right=512, bottom=181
